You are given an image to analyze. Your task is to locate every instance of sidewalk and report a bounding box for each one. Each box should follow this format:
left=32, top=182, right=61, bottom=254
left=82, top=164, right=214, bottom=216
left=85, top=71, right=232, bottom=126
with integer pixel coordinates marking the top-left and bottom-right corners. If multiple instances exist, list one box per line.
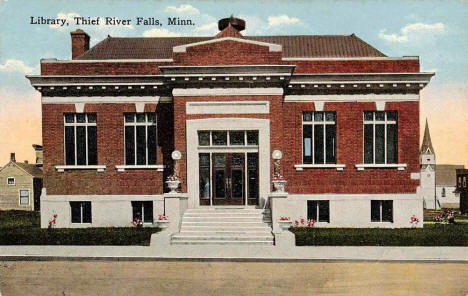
left=1, top=244, right=467, bottom=261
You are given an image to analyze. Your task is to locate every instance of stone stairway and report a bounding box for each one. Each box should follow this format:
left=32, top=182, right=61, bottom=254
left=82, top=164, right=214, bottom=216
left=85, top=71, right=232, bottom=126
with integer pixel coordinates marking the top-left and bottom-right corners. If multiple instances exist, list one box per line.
left=171, top=207, right=274, bottom=245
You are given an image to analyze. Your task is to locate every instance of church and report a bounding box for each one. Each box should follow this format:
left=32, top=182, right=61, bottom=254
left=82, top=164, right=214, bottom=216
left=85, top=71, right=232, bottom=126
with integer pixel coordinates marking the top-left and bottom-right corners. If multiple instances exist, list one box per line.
left=419, top=120, right=465, bottom=209
left=27, top=17, right=434, bottom=244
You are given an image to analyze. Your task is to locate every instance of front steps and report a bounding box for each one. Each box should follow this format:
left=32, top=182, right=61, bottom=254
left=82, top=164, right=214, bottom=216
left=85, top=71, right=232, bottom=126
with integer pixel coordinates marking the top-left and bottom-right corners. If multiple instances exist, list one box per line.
left=171, top=207, right=274, bottom=245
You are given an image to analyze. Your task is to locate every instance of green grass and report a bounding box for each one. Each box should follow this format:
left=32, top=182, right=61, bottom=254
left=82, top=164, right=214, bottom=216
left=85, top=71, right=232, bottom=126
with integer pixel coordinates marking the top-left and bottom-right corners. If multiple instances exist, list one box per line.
left=0, top=210, right=160, bottom=246
left=291, top=224, right=468, bottom=246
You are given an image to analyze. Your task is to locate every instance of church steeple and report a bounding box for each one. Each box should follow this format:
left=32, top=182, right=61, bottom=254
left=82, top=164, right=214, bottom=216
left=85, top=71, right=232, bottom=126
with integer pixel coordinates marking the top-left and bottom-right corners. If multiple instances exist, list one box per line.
left=420, top=118, right=435, bottom=155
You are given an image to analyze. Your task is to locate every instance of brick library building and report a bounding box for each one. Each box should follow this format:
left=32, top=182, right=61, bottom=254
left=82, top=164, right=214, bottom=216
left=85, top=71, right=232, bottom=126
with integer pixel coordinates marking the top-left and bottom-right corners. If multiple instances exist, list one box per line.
left=27, top=17, right=434, bottom=243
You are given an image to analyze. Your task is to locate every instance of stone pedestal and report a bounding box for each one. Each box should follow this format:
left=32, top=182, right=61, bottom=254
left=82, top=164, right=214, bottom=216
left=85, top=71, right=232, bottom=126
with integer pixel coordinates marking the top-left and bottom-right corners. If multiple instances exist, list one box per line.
left=269, top=192, right=295, bottom=248
left=269, top=192, right=289, bottom=233
left=163, top=193, right=188, bottom=233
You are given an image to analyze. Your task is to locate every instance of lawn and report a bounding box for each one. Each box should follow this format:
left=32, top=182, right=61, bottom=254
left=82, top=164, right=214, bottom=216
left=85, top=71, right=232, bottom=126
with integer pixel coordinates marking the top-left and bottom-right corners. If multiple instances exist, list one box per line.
left=291, top=224, right=468, bottom=246
left=0, top=210, right=160, bottom=246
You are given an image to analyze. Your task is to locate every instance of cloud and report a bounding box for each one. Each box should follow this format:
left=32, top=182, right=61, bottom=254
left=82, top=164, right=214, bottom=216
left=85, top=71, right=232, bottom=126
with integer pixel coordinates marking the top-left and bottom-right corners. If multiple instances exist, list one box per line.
left=379, top=22, right=445, bottom=43
left=49, top=12, right=80, bottom=29
left=268, top=15, right=300, bottom=27
left=0, top=59, right=36, bottom=74
left=401, top=22, right=444, bottom=34
left=194, top=22, right=218, bottom=36
left=378, top=30, right=409, bottom=42
left=165, top=4, right=200, bottom=15
left=142, top=28, right=181, bottom=37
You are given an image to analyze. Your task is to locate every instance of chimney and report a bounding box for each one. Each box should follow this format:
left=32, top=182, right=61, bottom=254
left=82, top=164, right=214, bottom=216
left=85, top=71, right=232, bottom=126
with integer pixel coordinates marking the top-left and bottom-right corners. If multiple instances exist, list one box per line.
left=71, top=29, right=90, bottom=59
left=10, top=153, right=15, bottom=162
left=218, top=16, right=246, bottom=32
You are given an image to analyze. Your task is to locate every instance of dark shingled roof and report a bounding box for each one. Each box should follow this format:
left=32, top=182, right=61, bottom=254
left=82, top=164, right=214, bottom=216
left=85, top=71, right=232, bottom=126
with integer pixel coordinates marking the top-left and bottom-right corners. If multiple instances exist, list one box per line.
left=76, top=34, right=386, bottom=60
left=15, top=162, right=43, bottom=178
left=436, top=165, right=465, bottom=186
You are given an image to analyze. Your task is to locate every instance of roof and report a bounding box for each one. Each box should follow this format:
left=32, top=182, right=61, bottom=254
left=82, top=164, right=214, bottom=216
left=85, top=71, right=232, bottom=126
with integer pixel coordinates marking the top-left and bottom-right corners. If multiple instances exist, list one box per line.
left=76, top=34, right=386, bottom=60
left=436, top=165, right=465, bottom=186
left=14, top=162, right=43, bottom=178
left=420, top=119, right=434, bottom=154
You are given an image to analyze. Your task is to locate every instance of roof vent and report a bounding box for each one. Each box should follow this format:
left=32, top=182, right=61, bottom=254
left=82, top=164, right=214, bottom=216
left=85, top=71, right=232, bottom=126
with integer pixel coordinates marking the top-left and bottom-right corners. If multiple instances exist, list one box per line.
left=218, top=16, right=245, bottom=32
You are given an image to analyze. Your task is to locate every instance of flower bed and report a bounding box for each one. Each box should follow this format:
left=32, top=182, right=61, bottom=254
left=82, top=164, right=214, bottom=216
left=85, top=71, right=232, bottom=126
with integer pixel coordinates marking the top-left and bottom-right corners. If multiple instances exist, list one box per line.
left=0, top=210, right=159, bottom=246
left=291, top=224, right=468, bottom=246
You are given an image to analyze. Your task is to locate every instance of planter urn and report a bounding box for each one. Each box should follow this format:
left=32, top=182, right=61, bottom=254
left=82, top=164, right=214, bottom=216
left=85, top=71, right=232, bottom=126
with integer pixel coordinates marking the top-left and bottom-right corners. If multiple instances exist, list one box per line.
left=278, top=220, right=293, bottom=231
left=272, top=180, right=287, bottom=193
left=166, top=180, right=181, bottom=193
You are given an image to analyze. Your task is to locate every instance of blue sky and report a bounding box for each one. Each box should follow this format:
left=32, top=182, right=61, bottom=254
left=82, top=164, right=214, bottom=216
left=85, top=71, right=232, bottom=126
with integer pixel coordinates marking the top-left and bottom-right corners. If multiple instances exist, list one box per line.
left=0, top=0, right=467, bottom=165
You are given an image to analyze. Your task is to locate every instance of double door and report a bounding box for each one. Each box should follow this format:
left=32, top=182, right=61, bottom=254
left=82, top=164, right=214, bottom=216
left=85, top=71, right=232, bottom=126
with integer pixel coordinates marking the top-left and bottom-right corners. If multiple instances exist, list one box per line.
left=199, top=152, right=259, bottom=206
left=212, top=153, right=245, bottom=205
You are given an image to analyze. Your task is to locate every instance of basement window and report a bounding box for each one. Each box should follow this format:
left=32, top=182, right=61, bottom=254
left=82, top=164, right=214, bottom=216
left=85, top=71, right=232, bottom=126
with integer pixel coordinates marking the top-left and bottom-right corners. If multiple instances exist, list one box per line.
left=371, top=200, right=393, bottom=223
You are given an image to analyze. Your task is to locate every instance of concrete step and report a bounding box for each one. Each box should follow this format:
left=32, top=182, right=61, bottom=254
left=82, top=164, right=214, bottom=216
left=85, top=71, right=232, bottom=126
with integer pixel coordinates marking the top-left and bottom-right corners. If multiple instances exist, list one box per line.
left=184, top=212, right=265, bottom=217
left=171, top=240, right=274, bottom=245
left=184, top=209, right=268, bottom=214
left=181, top=221, right=271, bottom=227
left=172, top=235, right=273, bottom=241
left=179, top=230, right=272, bottom=235
left=180, top=226, right=272, bottom=232
left=182, top=217, right=266, bottom=222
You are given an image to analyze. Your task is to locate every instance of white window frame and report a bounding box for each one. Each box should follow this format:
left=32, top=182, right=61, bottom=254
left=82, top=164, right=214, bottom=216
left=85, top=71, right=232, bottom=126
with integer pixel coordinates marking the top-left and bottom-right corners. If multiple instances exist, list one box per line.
left=363, top=111, right=397, bottom=165
left=302, top=111, right=336, bottom=165
left=7, top=177, right=15, bottom=186
left=307, top=200, right=330, bottom=223
left=70, top=201, right=92, bottom=224
left=63, top=113, right=97, bottom=166
left=197, top=130, right=259, bottom=148
left=371, top=200, right=393, bottom=223
left=124, top=113, right=158, bottom=166
left=19, top=189, right=30, bottom=205
left=132, top=201, right=154, bottom=224
left=296, top=112, right=345, bottom=171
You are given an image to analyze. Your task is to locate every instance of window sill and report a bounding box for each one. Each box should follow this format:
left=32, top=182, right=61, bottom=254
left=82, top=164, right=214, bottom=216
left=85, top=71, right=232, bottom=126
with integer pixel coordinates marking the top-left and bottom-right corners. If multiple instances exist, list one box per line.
left=55, top=165, right=106, bottom=172
left=115, top=165, right=164, bottom=172
left=355, top=163, right=407, bottom=171
left=294, top=164, right=346, bottom=171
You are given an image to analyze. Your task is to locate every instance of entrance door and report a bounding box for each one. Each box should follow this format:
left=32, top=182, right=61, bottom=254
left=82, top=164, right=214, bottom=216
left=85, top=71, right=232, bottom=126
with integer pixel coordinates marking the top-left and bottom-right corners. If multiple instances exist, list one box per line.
left=212, top=153, right=245, bottom=205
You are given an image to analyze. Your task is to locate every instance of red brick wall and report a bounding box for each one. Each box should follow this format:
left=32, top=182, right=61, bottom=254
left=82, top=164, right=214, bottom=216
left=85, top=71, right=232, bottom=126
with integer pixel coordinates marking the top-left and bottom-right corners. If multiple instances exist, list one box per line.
left=42, top=103, right=172, bottom=195
left=41, top=61, right=171, bottom=75
left=172, top=95, right=284, bottom=192
left=173, top=40, right=282, bottom=65
left=287, top=59, right=420, bottom=73
left=40, top=57, right=418, bottom=76
left=282, top=101, right=420, bottom=194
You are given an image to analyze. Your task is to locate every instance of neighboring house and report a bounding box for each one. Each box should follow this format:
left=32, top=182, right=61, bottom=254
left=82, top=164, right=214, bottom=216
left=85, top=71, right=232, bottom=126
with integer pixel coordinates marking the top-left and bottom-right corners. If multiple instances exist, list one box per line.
left=0, top=152, right=43, bottom=211
left=27, top=17, right=434, bottom=234
left=419, top=120, right=464, bottom=209
left=456, top=169, right=468, bottom=213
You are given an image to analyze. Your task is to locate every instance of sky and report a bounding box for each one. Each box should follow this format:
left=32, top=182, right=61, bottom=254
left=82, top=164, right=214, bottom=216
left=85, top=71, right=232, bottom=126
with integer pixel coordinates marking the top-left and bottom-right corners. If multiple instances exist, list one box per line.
left=0, top=0, right=467, bottom=166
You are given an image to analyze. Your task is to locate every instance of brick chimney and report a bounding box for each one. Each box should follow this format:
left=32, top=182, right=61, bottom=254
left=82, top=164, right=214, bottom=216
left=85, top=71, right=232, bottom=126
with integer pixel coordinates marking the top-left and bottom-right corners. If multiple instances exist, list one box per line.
left=71, top=29, right=90, bottom=59
left=10, top=153, right=15, bottom=162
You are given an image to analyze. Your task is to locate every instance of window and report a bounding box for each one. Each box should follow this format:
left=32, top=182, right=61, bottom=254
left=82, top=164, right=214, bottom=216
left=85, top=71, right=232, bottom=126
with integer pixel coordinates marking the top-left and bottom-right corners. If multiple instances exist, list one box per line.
left=459, top=177, right=463, bottom=188
left=441, top=187, right=446, bottom=197
left=131, top=201, right=153, bottom=223
left=371, top=200, right=393, bottom=222
left=124, top=113, right=157, bottom=165
left=19, top=189, right=29, bottom=205
left=364, top=111, right=398, bottom=164
left=307, top=200, right=330, bottom=222
left=70, top=201, right=92, bottom=223
left=197, top=130, right=258, bottom=147
left=64, top=113, right=97, bottom=165
left=302, top=112, right=336, bottom=164
left=7, top=177, right=15, bottom=185
left=464, top=177, right=467, bottom=188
